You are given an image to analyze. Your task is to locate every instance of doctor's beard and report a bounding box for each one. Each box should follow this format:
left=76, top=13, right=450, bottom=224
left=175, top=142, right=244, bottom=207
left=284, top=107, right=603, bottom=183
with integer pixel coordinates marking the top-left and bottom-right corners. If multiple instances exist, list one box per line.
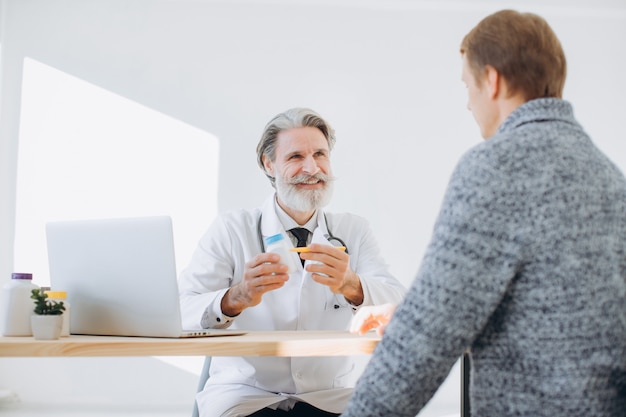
left=275, top=172, right=335, bottom=212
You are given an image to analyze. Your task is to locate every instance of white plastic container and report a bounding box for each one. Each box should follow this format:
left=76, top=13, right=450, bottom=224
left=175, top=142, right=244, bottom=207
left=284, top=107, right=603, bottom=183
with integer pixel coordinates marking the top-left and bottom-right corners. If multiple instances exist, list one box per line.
left=264, top=233, right=298, bottom=273
left=1, top=273, right=40, bottom=336
left=45, top=291, right=70, bottom=337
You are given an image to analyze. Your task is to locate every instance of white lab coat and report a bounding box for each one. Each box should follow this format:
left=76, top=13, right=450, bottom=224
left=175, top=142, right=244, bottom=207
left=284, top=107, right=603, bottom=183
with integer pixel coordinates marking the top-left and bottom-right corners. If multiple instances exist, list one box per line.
left=179, top=194, right=406, bottom=417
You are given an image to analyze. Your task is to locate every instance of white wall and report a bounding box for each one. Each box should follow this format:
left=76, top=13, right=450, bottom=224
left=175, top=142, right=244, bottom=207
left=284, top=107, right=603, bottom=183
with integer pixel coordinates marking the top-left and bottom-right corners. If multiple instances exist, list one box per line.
left=1, top=0, right=625, bottom=415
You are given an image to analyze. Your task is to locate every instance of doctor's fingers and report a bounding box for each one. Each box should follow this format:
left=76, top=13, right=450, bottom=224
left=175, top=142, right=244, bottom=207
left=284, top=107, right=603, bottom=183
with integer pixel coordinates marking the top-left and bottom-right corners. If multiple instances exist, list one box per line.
left=252, top=277, right=288, bottom=294
left=307, top=255, right=352, bottom=285
left=305, top=261, right=341, bottom=280
left=238, top=284, right=282, bottom=308
left=241, top=273, right=288, bottom=296
left=246, top=252, right=281, bottom=269
left=304, top=244, right=349, bottom=261
left=244, top=257, right=286, bottom=279
left=300, top=252, right=349, bottom=274
left=308, top=270, right=345, bottom=294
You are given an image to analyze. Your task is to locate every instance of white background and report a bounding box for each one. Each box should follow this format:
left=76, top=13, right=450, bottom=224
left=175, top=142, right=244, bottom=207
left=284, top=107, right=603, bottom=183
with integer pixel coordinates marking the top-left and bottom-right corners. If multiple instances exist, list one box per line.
left=1, top=0, right=625, bottom=416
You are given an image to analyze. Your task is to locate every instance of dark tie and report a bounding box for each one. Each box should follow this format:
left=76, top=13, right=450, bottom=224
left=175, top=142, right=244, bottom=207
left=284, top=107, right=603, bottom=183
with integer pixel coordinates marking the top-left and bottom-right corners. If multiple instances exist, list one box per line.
left=289, top=228, right=309, bottom=265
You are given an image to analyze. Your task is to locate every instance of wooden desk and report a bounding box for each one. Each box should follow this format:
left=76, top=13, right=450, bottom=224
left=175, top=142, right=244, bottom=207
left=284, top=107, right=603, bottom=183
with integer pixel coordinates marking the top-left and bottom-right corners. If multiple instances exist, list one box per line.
left=0, top=330, right=381, bottom=357
left=2, top=331, right=466, bottom=416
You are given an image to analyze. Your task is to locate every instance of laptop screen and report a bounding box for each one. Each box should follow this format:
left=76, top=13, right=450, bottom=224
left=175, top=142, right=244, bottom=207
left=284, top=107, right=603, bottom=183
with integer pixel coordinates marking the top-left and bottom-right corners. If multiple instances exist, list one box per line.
left=46, top=216, right=186, bottom=337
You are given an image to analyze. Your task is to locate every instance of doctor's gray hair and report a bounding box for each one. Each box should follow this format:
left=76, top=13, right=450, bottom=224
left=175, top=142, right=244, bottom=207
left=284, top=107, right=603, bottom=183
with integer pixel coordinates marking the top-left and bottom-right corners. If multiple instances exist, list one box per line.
left=256, top=107, right=336, bottom=187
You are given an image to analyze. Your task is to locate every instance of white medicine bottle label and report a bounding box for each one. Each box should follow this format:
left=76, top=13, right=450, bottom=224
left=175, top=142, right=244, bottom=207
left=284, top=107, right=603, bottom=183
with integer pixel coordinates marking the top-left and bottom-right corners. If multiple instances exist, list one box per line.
left=264, top=233, right=298, bottom=274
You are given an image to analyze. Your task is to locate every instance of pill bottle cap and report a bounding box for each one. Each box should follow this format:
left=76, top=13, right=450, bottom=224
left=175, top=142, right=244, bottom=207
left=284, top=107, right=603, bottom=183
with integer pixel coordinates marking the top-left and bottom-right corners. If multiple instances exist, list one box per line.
left=264, top=233, right=285, bottom=245
left=45, top=291, right=67, bottom=299
left=11, top=273, right=33, bottom=280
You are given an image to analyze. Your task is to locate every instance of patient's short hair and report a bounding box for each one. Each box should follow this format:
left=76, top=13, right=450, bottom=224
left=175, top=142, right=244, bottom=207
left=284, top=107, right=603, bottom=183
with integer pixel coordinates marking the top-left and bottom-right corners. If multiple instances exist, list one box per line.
left=460, top=9, right=567, bottom=100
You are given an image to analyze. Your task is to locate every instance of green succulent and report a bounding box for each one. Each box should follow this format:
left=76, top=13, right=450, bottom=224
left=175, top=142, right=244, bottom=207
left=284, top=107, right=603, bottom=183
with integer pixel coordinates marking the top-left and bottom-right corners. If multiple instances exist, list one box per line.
left=31, top=289, right=66, bottom=315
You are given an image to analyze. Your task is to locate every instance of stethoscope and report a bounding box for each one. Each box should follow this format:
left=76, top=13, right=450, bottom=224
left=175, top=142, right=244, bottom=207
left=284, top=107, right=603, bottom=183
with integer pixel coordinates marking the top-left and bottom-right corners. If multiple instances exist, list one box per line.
left=256, top=213, right=349, bottom=254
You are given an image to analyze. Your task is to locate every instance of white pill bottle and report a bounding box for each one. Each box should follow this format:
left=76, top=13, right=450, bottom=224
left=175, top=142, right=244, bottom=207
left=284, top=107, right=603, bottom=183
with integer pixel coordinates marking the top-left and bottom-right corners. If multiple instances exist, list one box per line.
left=264, top=233, right=298, bottom=274
left=1, top=272, right=40, bottom=336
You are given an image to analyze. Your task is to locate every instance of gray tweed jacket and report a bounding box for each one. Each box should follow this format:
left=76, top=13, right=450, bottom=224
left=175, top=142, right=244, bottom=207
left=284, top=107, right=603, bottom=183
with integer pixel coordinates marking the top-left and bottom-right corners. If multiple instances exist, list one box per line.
left=342, top=98, right=626, bottom=417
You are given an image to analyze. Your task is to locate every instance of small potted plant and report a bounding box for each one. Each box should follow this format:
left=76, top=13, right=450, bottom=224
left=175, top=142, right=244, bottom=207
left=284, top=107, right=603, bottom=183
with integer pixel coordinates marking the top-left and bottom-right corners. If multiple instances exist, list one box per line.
left=30, top=289, right=66, bottom=340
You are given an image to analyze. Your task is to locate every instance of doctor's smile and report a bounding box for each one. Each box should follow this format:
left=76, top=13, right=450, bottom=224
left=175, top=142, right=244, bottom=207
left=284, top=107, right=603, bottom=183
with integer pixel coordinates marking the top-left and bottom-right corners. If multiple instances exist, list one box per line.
left=289, top=173, right=333, bottom=188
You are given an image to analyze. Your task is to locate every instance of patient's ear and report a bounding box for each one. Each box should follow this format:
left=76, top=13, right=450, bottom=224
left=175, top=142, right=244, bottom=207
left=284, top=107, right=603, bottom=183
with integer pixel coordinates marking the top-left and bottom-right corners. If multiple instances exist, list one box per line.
left=485, top=65, right=500, bottom=99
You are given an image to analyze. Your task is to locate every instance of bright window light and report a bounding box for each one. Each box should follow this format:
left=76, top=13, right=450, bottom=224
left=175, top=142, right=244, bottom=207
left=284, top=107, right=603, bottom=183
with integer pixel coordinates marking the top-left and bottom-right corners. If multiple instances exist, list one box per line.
left=15, top=57, right=219, bottom=374
left=15, top=58, right=219, bottom=287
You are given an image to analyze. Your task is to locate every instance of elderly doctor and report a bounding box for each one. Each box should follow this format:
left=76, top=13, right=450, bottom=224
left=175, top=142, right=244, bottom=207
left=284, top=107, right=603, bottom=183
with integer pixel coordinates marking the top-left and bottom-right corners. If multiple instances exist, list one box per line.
left=179, top=107, right=406, bottom=417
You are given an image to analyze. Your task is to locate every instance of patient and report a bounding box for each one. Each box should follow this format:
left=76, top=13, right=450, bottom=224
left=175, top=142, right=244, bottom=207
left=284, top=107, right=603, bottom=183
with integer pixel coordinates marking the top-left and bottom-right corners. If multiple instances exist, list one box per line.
left=343, top=9, right=626, bottom=417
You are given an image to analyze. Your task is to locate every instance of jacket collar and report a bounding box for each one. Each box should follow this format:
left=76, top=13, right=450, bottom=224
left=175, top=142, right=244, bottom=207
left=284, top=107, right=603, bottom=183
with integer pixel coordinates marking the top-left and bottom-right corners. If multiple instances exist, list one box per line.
left=496, top=98, right=577, bottom=135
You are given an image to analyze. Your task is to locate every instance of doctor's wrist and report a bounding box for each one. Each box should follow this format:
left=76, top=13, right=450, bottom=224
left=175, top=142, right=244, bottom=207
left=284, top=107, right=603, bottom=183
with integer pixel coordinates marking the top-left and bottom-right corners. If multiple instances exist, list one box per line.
left=340, top=273, right=364, bottom=306
left=221, top=286, right=247, bottom=317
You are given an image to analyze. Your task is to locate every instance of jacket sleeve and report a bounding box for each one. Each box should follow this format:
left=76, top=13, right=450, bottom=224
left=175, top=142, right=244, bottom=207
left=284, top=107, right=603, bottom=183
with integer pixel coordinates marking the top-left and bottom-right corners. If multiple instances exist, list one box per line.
left=178, top=210, right=259, bottom=329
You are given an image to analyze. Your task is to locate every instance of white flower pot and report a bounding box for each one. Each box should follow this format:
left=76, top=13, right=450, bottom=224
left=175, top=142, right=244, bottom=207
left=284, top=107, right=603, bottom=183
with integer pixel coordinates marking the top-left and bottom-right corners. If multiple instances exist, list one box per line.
left=30, top=315, right=63, bottom=340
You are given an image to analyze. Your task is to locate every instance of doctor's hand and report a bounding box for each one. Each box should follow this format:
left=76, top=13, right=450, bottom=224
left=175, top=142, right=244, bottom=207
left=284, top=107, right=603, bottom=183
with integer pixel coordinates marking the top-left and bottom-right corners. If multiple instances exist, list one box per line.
left=221, top=253, right=289, bottom=317
left=299, top=243, right=364, bottom=306
left=350, top=303, right=396, bottom=336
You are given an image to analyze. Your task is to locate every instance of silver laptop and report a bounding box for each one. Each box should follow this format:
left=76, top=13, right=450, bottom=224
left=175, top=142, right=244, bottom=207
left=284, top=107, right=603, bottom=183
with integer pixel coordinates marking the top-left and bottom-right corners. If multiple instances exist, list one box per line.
left=46, top=216, right=242, bottom=338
